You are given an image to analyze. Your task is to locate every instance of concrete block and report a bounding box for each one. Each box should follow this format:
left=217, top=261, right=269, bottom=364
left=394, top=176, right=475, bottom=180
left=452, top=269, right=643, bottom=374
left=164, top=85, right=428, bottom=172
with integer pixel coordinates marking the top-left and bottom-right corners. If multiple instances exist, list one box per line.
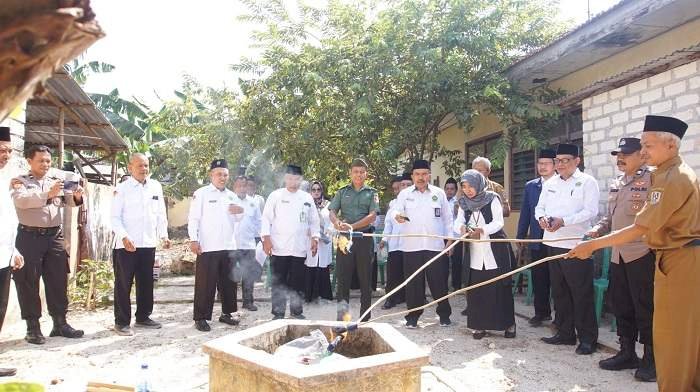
left=587, top=106, right=603, bottom=119
left=663, top=81, right=687, bottom=97
left=608, top=126, right=624, bottom=138
left=628, top=79, right=648, bottom=94
left=676, top=109, right=696, bottom=122
left=600, top=139, right=617, bottom=152
left=651, top=100, right=672, bottom=113
left=593, top=93, right=608, bottom=105
left=621, top=95, right=640, bottom=109
left=672, top=62, right=698, bottom=79
left=582, top=98, right=592, bottom=109
left=641, top=88, right=663, bottom=104
left=594, top=117, right=611, bottom=129
left=631, top=106, right=649, bottom=119
left=676, top=94, right=700, bottom=108
left=612, top=112, right=629, bottom=125
left=650, top=72, right=672, bottom=87
left=626, top=120, right=645, bottom=134
left=689, top=76, right=700, bottom=91
left=603, top=101, right=620, bottom=115
left=598, top=166, right=614, bottom=178
left=590, top=130, right=606, bottom=142
left=608, top=86, right=627, bottom=101
left=583, top=121, right=594, bottom=132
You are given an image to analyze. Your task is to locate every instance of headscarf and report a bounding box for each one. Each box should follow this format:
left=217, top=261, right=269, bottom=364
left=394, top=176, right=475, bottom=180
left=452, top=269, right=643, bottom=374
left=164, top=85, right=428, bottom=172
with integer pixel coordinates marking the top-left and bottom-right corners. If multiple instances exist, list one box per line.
left=457, top=169, right=498, bottom=212
left=310, top=180, right=327, bottom=208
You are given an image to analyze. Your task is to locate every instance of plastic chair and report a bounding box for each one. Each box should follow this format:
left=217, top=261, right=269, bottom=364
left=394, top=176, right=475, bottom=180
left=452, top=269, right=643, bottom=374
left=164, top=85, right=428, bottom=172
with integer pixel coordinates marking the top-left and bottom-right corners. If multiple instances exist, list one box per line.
left=512, top=269, right=534, bottom=305
left=593, top=247, right=612, bottom=324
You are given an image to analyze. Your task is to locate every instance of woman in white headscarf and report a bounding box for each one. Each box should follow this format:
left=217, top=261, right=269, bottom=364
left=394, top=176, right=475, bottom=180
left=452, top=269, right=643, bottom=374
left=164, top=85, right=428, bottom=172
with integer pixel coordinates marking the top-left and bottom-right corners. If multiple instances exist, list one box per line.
left=454, top=169, right=516, bottom=340
left=304, top=180, right=333, bottom=302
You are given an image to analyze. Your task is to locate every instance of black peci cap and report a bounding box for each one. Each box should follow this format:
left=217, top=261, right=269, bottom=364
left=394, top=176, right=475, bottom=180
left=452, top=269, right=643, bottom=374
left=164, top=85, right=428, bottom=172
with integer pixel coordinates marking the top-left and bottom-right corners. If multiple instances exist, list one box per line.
left=210, top=159, right=228, bottom=170
left=0, top=127, right=10, bottom=142
left=642, top=115, right=688, bottom=139
left=411, top=159, right=430, bottom=171
left=556, top=143, right=579, bottom=157
left=538, top=149, right=556, bottom=159
left=286, top=164, right=303, bottom=176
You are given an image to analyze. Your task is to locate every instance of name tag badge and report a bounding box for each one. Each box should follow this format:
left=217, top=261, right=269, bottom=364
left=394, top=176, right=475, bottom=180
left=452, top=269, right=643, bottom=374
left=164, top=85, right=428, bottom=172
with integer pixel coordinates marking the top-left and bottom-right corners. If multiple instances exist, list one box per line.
left=548, top=189, right=556, bottom=193
left=208, top=199, right=217, bottom=203
left=152, top=195, right=159, bottom=200
left=434, top=208, right=441, bottom=217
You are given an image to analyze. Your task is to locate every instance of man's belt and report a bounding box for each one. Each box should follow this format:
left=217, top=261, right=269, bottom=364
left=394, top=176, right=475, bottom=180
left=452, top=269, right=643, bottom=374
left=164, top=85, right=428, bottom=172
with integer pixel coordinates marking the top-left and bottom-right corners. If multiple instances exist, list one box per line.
left=683, top=239, right=700, bottom=248
left=18, top=224, right=60, bottom=236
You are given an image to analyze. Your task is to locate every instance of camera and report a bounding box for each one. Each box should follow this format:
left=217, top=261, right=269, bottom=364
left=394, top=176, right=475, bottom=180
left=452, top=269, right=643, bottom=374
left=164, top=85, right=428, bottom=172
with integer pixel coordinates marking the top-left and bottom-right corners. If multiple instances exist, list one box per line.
left=64, top=181, right=80, bottom=191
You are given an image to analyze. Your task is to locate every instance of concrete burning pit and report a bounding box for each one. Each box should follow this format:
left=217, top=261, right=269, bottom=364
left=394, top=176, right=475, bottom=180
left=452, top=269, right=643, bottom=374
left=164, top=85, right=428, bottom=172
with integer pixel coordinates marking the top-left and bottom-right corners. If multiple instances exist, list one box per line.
left=203, top=319, right=429, bottom=392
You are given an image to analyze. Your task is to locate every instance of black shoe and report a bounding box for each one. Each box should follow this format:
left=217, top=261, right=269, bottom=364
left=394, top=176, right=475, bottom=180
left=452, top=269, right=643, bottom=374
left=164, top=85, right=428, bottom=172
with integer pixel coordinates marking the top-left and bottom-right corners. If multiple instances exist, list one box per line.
left=599, top=337, right=639, bottom=370
left=272, top=314, right=285, bottom=320
left=505, top=325, right=516, bottom=339
left=49, top=316, right=84, bottom=338
left=405, top=320, right=418, bottom=329
left=219, top=314, right=240, bottom=326
left=0, top=368, right=16, bottom=377
left=243, top=303, right=258, bottom=311
left=460, top=307, right=468, bottom=316
left=114, top=324, right=134, bottom=336
left=473, top=330, right=487, bottom=340
left=575, top=342, right=596, bottom=355
left=195, top=320, right=211, bottom=332
left=439, top=317, right=452, bottom=327
left=634, top=344, right=656, bottom=382
left=290, top=313, right=306, bottom=320
left=541, top=333, right=576, bottom=345
left=528, top=314, right=551, bottom=327
left=135, top=318, right=162, bottom=329
left=382, top=301, right=395, bottom=310
left=25, top=319, right=45, bottom=345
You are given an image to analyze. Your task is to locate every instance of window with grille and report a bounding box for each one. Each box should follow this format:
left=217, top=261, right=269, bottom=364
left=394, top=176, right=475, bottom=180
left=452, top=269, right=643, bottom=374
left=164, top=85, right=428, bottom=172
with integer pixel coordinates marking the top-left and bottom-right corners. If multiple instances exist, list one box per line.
left=465, top=133, right=504, bottom=188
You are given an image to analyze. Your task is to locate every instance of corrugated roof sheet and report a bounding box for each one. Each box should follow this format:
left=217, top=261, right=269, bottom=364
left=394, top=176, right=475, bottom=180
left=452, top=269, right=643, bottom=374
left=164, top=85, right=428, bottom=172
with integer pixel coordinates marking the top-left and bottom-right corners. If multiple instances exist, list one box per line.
left=25, top=68, right=128, bottom=152
left=551, top=42, right=700, bottom=106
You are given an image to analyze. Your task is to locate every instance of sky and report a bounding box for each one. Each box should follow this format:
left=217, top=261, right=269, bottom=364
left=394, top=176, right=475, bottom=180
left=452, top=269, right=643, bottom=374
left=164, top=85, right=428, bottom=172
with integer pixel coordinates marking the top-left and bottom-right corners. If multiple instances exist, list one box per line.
left=83, top=0, right=621, bottom=109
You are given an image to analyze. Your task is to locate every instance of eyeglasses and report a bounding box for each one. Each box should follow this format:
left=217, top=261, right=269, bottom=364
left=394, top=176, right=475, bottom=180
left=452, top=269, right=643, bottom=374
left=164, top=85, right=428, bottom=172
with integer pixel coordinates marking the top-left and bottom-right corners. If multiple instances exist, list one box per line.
left=553, top=158, right=574, bottom=165
left=310, top=188, right=322, bottom=192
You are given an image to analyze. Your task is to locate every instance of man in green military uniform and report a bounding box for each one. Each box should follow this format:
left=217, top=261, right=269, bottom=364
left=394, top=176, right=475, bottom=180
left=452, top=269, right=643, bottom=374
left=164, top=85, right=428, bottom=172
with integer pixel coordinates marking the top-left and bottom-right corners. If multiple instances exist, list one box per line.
left=329, top=158, right=380, bottom=322
left=568, top=115, right=700, bottom=391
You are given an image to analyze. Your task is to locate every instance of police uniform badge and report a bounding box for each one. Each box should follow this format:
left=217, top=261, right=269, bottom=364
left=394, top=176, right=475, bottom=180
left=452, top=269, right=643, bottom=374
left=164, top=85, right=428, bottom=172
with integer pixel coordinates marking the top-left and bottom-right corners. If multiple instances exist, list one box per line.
left=650, top=190, right=662, bottom=205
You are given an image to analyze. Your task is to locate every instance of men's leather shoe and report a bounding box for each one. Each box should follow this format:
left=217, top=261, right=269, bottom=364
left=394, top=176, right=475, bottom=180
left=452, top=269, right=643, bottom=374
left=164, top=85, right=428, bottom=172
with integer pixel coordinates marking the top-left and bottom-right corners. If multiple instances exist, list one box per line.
left=195, top=320, right=211, bottom=331
left=243, top=303, right=258, bottom=311
left=49, top=316, right=84, bottom=338
left=505, top=325, right=516, bottom=339
left=634, top=344, right=656, bottom=382
left=114, top=324, right=134, bottom=336
left=599, top=337, right=639, bottom=370
left=541, top=334, right=576, bottom=345
left=219, top=314, right=240, bottom=326
left=382, top=301, right=395, bottom=310
left=272, top=314, right=285, bottom=320
left=291, top=313, right=306, bottom=320
left=473, top=330, right=488, bottom=340
left=439, top=317, right=452, bottom=327
left=0, top=367, right=17, bottom=377
left=25, top=319, right=45, bottom=345
left=575, top=342, right=596, bottom=355
left=528, top=314, right=551, bottom=327
left=405, top=320, right=418, bottom=329
left=135, top=318, right=162, bottom=329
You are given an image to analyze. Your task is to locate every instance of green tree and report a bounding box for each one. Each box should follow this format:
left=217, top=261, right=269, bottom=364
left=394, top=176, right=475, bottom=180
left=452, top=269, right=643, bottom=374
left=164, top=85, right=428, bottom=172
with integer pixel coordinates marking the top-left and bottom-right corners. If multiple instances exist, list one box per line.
left=234, top=0, right=568, bottom=196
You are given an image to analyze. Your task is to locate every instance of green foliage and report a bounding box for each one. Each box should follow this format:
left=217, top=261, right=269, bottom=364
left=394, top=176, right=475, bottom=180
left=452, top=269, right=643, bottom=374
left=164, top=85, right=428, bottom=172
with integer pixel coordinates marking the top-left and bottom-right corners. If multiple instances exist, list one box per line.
left=68, top=259, right=114, bottom=309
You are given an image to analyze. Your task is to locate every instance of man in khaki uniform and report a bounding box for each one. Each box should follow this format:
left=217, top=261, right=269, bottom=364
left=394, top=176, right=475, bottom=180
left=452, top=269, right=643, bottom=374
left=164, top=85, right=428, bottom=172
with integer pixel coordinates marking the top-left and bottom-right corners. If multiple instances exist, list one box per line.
left=12, top=145, right=84, bottom=344
left=472, top=156, right=510, bottom=217
left=569, top=115, right=700, bottom=391
left=587, top=137, right=655, bottom=381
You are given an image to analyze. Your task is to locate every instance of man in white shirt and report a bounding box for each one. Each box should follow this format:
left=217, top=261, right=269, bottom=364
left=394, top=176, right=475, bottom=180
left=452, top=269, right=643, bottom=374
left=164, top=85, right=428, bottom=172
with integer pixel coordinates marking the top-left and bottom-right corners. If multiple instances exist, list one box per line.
left=188, top=159, right=244, bottom=331
left=261, top=165, right=320, bottom=319
left=534, top=143, right=599, bottom=355
left=393, top=160, right=453, bottom=328
left=379, top=175, right=405, bottom=309
left=111, top=153, right=170, bottom=336
left=230, top=175, right=262, bottom=311
left=0, top=126, right=24, bottom=376
left=246, top=175, right=266, bottom=215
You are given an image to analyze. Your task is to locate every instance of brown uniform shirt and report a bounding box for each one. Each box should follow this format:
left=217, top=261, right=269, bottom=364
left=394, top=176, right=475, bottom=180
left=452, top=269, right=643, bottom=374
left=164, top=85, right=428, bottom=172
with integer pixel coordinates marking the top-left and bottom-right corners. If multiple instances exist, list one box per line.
left=11, top=174, right=81, bottom=228
left=592, top=167, right=651, bottom=263
left=486, top=179, right=510, bottom=217
left=635, top=156, right=700, bottom=249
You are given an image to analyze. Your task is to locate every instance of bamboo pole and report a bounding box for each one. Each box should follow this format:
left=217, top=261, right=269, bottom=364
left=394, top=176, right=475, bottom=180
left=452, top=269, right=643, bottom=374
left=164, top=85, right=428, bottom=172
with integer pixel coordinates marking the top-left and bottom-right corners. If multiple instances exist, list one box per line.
left=58, top=107, right=64, bottom=167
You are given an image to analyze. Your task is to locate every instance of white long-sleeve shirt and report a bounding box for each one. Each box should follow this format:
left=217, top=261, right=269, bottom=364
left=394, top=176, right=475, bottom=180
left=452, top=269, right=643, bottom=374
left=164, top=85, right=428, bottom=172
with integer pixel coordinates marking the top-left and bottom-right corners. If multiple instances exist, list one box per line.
left=231, top=193, right=261, bottom=251
left=0, top=166, right=19, bottom=267
left=534, top=169, right=600, bottom=249
left=391, top=185, right=452, bottom=252
left=305, top=203, right=333, bottom=268
left=188, top=184, right=243, bottom=252
left=111, top=177, right=169, bottom=249
left=383, top=199, right=401, bottom=252
left=261, top=188, right=320, bottom=258
left=453, top=198, right=504, bottom=270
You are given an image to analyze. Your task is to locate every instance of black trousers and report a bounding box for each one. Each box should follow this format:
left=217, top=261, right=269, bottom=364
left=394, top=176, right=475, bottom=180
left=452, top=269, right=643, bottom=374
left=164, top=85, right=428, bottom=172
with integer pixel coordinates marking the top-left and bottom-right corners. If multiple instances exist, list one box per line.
left=113, top=247, right=156, bottom=326
left=0, top=266, right=11, bottom=331
left=270, top=255, right=305, bottom=316
left=13, top=229, right=68, bottom=320
left=611, top=252, right=655, bottom=344
left=385, top=251, right=405, bottom=305
left=403, top=250, right=451, bottom=323
left=546, top=245, right=598, bottom=344
left=335, top=236, right=373, bottom=319
left=530, top=247, right=552, bottom=317
left=450, top=242, right=464, bottom=290
left=233, top=249, right=260, bottom=306
left=193, top=250, right=237, bottom=320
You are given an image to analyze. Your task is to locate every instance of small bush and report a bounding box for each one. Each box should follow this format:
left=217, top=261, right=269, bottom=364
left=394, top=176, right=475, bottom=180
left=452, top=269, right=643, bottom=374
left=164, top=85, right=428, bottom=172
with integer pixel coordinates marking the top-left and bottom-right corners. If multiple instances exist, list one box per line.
left=68, top=259, right=114, bottom=310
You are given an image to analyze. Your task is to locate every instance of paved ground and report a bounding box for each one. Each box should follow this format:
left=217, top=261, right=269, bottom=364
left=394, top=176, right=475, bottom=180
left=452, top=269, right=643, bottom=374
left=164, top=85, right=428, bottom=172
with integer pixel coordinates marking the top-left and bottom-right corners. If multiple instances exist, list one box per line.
left=0, top=275, right=658, bottom=391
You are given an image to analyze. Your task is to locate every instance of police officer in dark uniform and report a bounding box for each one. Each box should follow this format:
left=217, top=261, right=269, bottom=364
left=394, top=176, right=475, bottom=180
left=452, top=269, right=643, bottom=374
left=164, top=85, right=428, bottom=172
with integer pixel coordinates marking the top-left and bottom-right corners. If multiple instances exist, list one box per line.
left=11, top=145, right=84, bottom=344
left=587, top=137, right=655, bottom=381
left=329, top=158, right=380, bottom=322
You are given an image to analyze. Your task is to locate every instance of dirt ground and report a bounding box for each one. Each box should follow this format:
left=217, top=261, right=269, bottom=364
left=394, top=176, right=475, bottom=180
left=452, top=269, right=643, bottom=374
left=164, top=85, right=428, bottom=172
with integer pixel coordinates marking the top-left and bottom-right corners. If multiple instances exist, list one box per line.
left=0, top=248, right=659, bottom=391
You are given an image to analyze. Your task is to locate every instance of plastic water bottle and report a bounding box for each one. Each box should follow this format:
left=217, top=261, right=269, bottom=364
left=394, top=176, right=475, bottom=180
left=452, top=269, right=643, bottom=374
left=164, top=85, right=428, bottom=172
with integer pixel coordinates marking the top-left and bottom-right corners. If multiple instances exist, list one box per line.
left=136, top=363, right=151, bottom=392
left=153, top=254, right=162, bottom=281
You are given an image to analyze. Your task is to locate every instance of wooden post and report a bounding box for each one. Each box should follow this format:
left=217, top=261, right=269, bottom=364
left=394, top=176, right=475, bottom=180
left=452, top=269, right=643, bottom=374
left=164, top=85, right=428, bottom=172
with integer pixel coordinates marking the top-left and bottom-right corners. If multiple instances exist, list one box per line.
left=111, top=155, right=118, bottom=186
left=58, top=107, right=65, bottom=167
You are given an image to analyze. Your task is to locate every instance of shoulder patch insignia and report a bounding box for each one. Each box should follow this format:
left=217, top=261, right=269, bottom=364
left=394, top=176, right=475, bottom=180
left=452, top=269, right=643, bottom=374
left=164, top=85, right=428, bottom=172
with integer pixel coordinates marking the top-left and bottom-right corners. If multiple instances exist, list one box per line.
left=649, top=191, right=662, bottom=205
left=432, top=195, right=438, bottom=202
